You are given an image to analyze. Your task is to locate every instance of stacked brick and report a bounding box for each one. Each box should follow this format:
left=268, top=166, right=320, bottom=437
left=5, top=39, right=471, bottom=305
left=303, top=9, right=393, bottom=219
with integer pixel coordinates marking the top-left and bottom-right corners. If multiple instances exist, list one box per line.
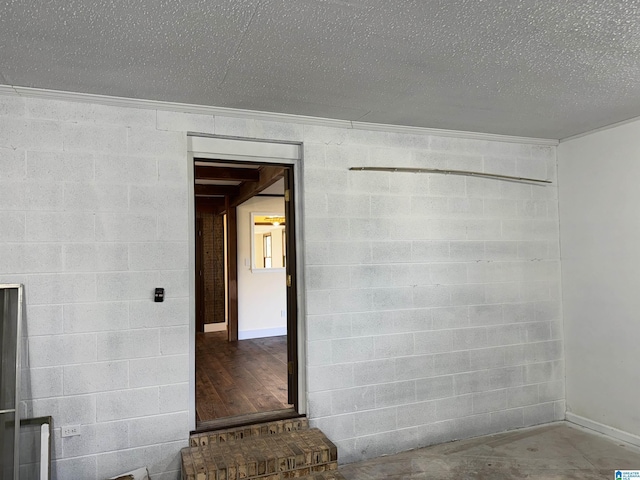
left=182, top=419, right=344, bottom=480
left=189, top=418, right=309, bottom=446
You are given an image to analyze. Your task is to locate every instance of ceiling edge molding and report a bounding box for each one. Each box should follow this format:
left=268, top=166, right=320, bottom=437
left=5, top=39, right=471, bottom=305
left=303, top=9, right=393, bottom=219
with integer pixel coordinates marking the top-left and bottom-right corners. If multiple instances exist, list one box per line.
left=560, top=115, right=640, bottom=143
left=1, top=84, right=558, bottom=146
left=349, top=121, right=557, bottom=146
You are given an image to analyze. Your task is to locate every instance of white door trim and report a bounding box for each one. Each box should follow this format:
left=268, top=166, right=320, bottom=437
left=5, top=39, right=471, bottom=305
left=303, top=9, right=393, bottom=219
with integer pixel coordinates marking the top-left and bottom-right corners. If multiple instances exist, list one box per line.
left=187, top=135, right=306, bottom=430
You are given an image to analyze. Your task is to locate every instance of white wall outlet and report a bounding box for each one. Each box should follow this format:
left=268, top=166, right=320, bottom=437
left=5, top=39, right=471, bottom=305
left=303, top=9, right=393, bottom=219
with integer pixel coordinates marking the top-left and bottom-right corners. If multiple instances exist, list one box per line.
left=281, top=310, right=286, bottom=317
left=61, top=425, right=81, bottom=437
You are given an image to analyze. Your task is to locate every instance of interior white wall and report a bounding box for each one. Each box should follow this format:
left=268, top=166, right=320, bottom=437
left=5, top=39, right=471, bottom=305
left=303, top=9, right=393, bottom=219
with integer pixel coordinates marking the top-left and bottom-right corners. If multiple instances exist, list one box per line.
left=558, top=120, right=640, bottom=440
left=237, top=196, right=287, bottom=339
left=0, top=92, right=564, bottom=478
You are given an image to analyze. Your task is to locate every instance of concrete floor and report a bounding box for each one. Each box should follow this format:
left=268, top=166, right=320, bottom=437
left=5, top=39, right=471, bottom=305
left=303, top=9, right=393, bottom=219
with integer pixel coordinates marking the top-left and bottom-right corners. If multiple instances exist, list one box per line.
left=339, top=422, right=640, bottom=479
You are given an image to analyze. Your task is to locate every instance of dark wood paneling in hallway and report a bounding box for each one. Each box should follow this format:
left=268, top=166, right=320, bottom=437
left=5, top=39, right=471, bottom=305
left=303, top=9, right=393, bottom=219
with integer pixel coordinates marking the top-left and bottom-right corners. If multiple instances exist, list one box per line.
left=196, top=331, right=291, bottom=423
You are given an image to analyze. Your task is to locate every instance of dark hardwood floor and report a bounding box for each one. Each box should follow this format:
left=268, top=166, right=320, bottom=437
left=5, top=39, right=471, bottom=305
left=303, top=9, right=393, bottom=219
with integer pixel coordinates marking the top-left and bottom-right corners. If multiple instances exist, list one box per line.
left=195, top=331, right=291, bottom=424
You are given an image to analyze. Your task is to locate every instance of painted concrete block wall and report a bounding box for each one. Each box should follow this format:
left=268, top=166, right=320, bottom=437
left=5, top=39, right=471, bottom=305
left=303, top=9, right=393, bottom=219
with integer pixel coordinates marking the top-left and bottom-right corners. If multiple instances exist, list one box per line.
left=300, top=128, right=564, bottom=462
left=0, top=95, right=194, bottom=480
left=1, top=92, right=564, bottom=477
left=558, top=119, right=640, bottom=439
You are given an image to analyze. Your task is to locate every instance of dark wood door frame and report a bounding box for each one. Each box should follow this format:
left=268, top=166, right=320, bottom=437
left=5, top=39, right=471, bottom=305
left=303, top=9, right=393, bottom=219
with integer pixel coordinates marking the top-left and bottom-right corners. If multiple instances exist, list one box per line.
left=284, top=166, right=298, bottom=409
left=195, top=218, right=205, bottom=333
left=193, top=155, right=300, bottom=425
left=225, top=197, right=239, bottom=342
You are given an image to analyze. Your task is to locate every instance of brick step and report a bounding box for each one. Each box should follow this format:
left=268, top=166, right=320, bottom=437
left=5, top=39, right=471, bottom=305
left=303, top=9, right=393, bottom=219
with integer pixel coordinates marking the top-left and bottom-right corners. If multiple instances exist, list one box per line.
left=182, top=427, right=338, bottom=480
left=190, top=418, right=309, bottom=447
left=295, top=473, right=346, bottom=480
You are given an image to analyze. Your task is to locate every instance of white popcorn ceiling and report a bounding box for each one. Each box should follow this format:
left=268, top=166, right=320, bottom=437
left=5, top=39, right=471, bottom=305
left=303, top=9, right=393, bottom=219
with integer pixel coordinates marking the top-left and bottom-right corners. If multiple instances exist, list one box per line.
left=2, top=0, right=640, bottom=139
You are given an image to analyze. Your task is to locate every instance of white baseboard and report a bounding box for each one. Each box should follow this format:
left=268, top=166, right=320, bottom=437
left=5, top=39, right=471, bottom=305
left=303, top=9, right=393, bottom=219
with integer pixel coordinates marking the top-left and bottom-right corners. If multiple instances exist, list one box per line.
left=204, top=323, right=227, bottom=332
left=566, top=412, right=640, bottom=448
left=238, top=327, right=287, bottom=340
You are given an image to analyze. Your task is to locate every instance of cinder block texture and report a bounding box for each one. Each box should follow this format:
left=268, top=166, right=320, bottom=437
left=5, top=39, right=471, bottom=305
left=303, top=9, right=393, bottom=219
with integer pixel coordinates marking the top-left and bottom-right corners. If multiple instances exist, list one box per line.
left=303, top=126, right=562, bottom=463
left=0, top=94, right=563, bottom=477
left=1, top=95, right=190, bottom=480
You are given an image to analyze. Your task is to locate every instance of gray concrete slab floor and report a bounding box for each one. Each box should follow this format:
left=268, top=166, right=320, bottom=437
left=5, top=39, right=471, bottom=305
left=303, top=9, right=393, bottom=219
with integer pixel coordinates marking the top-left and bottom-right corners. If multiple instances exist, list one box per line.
left=339, top=422, right=640, bottom=479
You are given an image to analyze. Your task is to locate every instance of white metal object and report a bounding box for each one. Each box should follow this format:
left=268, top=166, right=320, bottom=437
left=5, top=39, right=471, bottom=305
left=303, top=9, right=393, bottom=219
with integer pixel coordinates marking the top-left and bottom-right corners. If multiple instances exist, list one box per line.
left=40, top=423, right=50, bottom=479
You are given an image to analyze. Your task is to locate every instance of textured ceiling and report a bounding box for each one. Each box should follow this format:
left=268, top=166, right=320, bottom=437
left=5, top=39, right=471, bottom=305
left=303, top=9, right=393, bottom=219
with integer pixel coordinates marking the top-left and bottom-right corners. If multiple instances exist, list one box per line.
left=2, top=0, right=640, bottom=139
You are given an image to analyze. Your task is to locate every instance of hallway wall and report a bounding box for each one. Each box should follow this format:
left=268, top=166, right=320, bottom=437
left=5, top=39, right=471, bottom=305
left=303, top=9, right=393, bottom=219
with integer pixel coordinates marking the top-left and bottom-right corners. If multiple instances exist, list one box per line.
left=0, top=92, right=563, bottom=477
left=559, top=119, right=640, bottom=441
left=237, top=195, right=287, bottom=339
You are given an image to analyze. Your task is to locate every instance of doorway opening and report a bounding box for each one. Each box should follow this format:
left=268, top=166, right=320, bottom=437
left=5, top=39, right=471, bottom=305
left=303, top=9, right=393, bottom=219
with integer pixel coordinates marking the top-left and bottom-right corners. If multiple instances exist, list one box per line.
left=193, top=157, right=299, bottom=430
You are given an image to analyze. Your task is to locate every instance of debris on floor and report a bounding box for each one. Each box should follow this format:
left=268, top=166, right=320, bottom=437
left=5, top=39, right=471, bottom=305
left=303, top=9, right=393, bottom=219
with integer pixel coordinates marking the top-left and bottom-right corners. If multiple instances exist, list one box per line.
left=109, top=466, right=150, bottom=480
